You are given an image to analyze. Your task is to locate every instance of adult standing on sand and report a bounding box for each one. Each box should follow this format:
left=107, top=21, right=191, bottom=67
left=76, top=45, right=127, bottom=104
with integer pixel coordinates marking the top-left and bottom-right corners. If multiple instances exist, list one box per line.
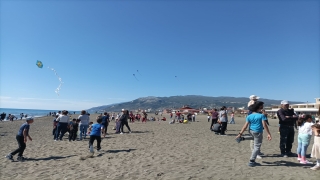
left=54, top=110, right=70, bottom=141
left=277, top=100, right=298, bottom=157
left=218, top=106, right=228, bottom=135
left=78, top=110, right=90, bottom=140
left=210, top=109, right=219, bottom=131
left=236, top=101, right=272, bottom=167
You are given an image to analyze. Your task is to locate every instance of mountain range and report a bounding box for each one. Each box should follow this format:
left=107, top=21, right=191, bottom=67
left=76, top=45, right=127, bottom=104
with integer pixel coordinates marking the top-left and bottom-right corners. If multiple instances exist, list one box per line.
left=87, top=95, right=303, bottom=112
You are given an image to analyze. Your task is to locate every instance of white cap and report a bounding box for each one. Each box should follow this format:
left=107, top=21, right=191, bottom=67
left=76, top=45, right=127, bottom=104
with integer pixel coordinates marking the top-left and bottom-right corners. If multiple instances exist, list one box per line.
left=249, top=95, right=260, bottom=100
left=121, top=109, right=125, bottom=111
left=281, top=100, right=289, bottom=104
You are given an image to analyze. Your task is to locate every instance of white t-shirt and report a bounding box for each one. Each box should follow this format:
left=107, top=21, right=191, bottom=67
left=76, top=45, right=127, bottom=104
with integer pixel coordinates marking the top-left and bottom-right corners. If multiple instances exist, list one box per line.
left=78, top=114, right=90, bottom=125
left=56, top=115, right=69, bottom=123
left=298, top=122, right=314, bottom=135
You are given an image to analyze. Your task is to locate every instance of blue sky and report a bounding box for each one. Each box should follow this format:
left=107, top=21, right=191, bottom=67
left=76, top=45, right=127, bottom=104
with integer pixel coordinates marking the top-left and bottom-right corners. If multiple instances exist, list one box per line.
left=1, top=0, right=319, bottom=110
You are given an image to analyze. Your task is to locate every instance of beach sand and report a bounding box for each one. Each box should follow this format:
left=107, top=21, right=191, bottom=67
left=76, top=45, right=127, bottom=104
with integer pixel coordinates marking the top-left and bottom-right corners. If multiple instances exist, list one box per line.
left=0, top=114, right=319, bottom=180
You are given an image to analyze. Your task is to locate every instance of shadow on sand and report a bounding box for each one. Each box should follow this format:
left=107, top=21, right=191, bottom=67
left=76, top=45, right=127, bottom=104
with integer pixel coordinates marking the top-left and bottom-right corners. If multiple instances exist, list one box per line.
left=26, top=155, right=77, bottom=161
left=261, top=160, right=314, bottom=168
left=106, top=149, right=137, bottom=153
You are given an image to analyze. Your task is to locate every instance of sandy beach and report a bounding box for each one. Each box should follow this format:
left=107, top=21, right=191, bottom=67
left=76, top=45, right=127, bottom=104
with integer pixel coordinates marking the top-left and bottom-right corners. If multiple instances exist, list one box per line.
left=0, top=114, right=319, bottom=180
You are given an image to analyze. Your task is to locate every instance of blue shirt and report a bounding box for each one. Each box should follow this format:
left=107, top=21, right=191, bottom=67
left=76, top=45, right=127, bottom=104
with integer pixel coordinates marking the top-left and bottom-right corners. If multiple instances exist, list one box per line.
left=90, top=123, right=102, bottom=136
left=246, top=113, right=267, bottom=133
left=17, top=123, right=30, bottom=136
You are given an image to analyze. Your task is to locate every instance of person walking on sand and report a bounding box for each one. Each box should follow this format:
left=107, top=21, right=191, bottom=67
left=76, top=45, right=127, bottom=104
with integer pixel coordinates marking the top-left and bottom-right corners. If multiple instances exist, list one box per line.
left=235, top=101, right=272, bottom=167
left=277, top=100, right=298, bottom=157
left=101, top=112, right=110, bottom=137
left=6, top=117, right=34, bottom=162
left=89, top=118, right=103, bottom=154
left=54, top=110, right=70, bottom=141
left=120, top=110, right=132, bottom=134
left=78, top=110, right=90, bottom=140
left=218, top=106, right=228, bottom=136
left=229, top=112, right=235, bottom=124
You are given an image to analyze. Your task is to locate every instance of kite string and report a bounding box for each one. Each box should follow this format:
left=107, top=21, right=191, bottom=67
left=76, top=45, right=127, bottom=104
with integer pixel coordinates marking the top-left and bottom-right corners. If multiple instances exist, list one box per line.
left=48, top=66, right=63, bottom=96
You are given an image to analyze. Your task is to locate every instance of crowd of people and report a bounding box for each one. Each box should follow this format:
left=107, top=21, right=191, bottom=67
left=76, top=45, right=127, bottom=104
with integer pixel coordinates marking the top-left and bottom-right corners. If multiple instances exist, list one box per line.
left=4, top=95, right=320, bottom=171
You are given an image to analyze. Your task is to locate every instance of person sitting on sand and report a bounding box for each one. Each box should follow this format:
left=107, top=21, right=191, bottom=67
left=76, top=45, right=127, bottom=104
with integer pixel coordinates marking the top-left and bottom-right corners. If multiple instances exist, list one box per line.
left=6, top=117, right=34, bottom=162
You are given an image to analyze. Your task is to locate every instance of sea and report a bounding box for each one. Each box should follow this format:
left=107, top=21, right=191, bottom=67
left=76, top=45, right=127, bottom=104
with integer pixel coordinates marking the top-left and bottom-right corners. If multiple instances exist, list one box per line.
left=0, top=108, right=81, bottom=121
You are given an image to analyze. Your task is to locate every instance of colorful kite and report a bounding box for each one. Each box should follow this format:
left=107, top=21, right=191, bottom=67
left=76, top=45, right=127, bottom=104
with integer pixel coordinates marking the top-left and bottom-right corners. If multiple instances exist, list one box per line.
left=137, top=70, right=142, bottom=76
left=36, top=60, right=43, bottom=68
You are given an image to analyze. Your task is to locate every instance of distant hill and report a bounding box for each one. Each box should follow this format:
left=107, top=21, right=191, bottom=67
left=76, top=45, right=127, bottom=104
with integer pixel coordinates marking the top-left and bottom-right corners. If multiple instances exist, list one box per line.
left=87, top=95, right=303, bottom=112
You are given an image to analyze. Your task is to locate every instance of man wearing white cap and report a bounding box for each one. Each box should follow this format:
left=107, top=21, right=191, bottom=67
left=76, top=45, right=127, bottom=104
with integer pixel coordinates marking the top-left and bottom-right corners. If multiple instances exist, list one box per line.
left=277, top=100, right=298, bottom=157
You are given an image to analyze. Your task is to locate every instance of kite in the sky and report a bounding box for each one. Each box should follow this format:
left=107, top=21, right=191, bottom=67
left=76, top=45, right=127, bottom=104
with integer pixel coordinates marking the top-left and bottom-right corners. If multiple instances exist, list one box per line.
left=133, top=74, right=139, bottom=81
left=36, top=60, right=43, bottom=68
left=35, top=60, right=63, bottom=96
left=175, top=76, right=179, bottom=81
left=137, top=70, right=142, bottom=76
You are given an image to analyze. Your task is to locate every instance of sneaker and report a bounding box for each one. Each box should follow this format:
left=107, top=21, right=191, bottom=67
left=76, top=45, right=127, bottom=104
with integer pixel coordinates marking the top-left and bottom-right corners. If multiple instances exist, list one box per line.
left=310, top=165, right=320, bottom=170
left=248, top=161, right=260, bottom=167
left=5, top=154, right=13, bottom=161
left=120, top=132, right=123, bottom=134
left=97, top=149, right=101, bottom=152
left=17, top=156, right=25, bottom=162
left=300, top=160, right=313, bottom=164
left=297, top=158, right=301, bottom=161
left=89, top=145, right=94, bottom=153
left=282, top=154, right=288, bottom=158
left=256, top=155, right=262, bottom=159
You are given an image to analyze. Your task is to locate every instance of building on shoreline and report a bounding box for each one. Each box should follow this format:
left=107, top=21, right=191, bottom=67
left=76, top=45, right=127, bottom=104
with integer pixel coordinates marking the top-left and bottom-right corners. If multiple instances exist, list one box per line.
left=265, top=98, right=320, bottom=115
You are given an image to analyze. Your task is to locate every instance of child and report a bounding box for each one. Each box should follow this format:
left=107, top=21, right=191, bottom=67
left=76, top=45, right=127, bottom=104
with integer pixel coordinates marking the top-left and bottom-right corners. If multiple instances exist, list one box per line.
left=6, top=117, right=34, bottom=162
left=296, top=115, right=314, bottom=164
left=68, top=119, right=79, bottom=141
left=89, top=118, right=103, bottom=154
left=310, top=123, right=320, bottom=170
left=87, top=122, right=94, bottom=135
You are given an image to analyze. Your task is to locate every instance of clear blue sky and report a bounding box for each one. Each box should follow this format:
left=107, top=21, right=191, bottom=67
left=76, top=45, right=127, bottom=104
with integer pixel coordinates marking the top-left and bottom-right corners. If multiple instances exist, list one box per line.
left=1, top=0, right=319, bottom=110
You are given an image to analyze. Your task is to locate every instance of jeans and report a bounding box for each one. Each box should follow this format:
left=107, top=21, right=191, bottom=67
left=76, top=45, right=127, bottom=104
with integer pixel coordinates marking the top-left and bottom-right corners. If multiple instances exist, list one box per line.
left=79, top=124, right=89, bottom=140
left=220, top=122, right=228, bottom=135
left=89, top=135, right=101, bottom=150
left=297, top=134, right=311, bottom=156
left=55, top=123, right=68, bottom=140
left=250, top=131, right=263, bottom=161
left=11, top=135, right=26, bottom=157
left=279, top=125, right=295, bottom=154
left=229, top=117, right=235, bottom=124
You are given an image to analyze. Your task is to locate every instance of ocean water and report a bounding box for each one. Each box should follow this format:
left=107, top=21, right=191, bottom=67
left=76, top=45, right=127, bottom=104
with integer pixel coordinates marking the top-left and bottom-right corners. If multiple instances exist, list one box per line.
left=0, top=108, right=80, bottom=121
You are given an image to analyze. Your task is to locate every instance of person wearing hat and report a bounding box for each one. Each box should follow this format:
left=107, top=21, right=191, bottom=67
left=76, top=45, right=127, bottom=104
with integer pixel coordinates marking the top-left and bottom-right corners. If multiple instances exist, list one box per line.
left=248, top=95, right=260, bottom=115
left=277, top=100, right=298, bottom=157
left=218, top=106, right=228, bottom=135
left=6, top=117, right=34, bottom=162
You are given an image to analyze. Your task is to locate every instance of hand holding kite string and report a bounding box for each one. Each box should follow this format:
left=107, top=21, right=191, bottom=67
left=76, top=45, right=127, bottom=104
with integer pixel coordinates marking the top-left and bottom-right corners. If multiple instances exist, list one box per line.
left=35, top=60, right=63, bottom=96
